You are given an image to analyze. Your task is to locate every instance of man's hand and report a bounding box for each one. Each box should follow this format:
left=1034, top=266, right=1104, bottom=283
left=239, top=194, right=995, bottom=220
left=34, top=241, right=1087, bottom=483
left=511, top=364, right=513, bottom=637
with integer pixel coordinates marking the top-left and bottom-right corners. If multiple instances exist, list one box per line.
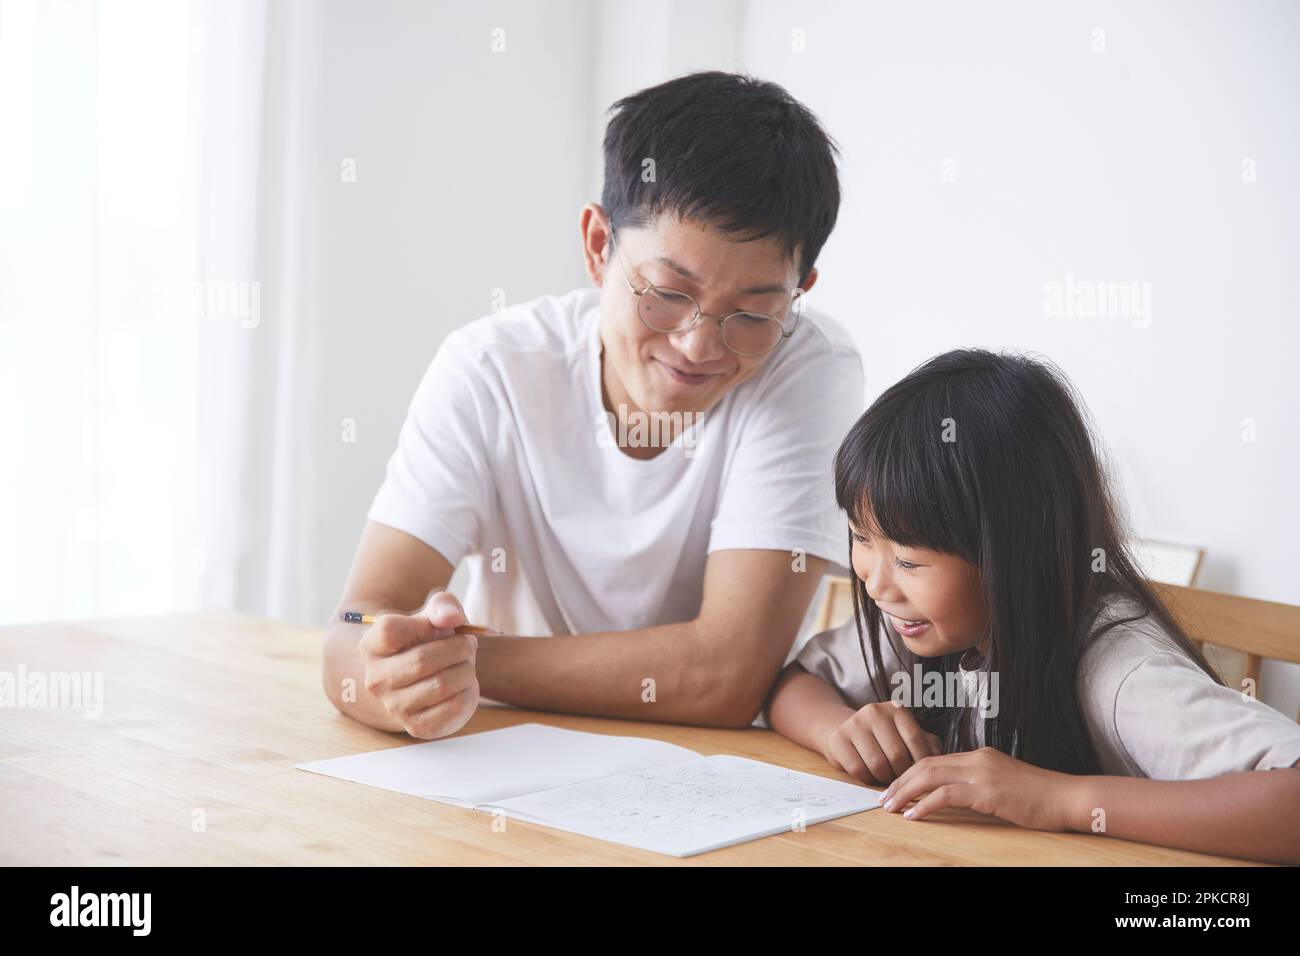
left=358, top=591, right=480, bottom=739
left=821, top=701, right=942, bottom=786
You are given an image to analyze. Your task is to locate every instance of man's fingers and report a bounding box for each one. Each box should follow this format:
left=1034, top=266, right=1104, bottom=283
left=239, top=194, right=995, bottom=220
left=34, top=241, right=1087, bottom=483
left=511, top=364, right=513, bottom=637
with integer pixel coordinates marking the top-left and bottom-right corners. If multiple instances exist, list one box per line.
left=361, top=612, right=435, bottom=656
left=422, top=589, right=468, bottom=633
left=399, top=676, right=480, bottom=740
left=385, top=660, right=477, bottom=721
left=370, top=634, right=477, bottom=693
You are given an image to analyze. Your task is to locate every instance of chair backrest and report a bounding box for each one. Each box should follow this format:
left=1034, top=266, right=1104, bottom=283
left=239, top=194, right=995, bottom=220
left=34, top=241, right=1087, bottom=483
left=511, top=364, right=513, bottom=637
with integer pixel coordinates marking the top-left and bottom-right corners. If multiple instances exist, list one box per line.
left=814, top=575, right=856, bottom=633
left=1152, top=583, right=1300, bottom=721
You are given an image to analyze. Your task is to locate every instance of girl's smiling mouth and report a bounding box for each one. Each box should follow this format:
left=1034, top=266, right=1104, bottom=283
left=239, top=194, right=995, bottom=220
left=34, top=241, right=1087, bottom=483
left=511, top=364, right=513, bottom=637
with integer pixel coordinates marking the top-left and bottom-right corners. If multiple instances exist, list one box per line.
left=887, top=615, right=932, bottom=638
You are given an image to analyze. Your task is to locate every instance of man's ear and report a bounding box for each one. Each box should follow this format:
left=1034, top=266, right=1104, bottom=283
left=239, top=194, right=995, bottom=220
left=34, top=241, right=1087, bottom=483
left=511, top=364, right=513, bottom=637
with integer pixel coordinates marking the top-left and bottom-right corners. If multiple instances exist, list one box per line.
left=579, top=203, right=612, bottom=286
left=799, top=265, right=820, bottom=295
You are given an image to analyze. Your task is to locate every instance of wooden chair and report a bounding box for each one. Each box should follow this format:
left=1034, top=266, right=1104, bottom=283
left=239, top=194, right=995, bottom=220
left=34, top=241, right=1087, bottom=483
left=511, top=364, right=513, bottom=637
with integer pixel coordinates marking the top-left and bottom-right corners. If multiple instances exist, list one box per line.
left=1153, top=583, right=1300, bottom=722
left=814, top=577, right=1300, bottom=722
left=813, top=575, right=855, bottom=633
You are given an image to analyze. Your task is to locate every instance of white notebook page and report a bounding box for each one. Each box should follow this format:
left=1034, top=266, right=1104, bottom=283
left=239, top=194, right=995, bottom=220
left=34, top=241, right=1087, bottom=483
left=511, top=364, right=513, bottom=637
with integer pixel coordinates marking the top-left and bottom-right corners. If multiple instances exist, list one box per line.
left=490, top=753, right=881, bottom=857
left=295, top=723, right=699, bottom=806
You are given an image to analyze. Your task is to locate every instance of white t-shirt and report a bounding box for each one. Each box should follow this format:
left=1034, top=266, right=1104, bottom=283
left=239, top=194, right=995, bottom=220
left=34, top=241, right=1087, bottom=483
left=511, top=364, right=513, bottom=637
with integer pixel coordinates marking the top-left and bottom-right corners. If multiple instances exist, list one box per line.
left=793, top=595, right=1300, bottom=779
left=368, top=286, right=864, bottom=638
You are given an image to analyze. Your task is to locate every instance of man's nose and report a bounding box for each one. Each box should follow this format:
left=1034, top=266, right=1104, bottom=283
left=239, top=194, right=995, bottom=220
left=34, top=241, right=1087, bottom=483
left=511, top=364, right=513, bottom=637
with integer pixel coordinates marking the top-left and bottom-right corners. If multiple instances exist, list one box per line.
left=667, top=316, right=727, bottom=364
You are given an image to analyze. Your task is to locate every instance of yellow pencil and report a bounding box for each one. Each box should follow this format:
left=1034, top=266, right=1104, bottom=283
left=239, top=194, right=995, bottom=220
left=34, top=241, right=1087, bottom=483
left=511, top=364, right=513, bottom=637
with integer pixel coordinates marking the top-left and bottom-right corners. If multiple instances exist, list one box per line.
left=341, top=610, right=496, bottom=636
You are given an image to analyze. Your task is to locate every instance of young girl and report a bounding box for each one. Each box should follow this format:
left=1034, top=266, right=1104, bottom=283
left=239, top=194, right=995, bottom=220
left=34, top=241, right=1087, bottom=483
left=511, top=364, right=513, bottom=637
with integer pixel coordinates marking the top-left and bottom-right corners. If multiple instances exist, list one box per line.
left=767, top=349, right=1300, bottom=864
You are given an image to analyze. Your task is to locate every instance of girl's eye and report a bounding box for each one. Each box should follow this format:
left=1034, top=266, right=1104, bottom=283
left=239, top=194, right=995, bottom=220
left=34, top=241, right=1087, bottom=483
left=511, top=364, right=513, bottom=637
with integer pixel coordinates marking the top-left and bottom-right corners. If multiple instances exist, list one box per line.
left=850, top=531, right=869, bottom=544
left=894, top=557, right=919, bottom=570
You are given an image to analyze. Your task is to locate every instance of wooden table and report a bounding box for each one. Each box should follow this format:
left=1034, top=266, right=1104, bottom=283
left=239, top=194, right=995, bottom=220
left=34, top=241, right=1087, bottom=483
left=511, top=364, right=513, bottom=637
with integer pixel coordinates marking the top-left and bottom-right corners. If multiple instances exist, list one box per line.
left=0, top=613, right=1258, bottom=866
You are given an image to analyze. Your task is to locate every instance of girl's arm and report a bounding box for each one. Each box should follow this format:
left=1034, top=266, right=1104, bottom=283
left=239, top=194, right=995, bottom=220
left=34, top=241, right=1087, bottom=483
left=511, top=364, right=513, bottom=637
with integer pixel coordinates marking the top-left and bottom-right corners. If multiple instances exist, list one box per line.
left=1066, top=765, right=1300, bottom=864
left=766, top=663, right=855, bottom=756
left=878, top=747, right=1300, bottom=865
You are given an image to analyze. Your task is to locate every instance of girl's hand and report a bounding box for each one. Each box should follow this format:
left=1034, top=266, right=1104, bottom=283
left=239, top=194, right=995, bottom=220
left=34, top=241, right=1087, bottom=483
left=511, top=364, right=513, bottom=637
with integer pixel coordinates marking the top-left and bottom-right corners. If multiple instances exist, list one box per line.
left=878, top=747, right=1084, bottom=831
left=821, top=701, right=943, bottom=786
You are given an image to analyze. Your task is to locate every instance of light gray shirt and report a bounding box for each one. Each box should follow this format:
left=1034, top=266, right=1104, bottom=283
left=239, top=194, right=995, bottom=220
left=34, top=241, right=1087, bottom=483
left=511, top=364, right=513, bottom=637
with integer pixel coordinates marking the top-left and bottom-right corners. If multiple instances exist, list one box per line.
left=793, top=595, right=1300, bottom=779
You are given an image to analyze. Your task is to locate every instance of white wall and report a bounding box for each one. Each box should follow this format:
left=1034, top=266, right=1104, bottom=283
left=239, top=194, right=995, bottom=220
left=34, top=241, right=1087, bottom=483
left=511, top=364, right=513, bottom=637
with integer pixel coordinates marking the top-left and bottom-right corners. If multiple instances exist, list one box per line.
left=740, top=0, right=1300, bottom=712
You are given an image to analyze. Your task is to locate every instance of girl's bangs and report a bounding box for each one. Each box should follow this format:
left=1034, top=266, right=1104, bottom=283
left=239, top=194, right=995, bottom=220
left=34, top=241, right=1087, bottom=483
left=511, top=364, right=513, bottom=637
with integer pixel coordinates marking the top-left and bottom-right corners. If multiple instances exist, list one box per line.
left=834, top=393, right=976, bottom=561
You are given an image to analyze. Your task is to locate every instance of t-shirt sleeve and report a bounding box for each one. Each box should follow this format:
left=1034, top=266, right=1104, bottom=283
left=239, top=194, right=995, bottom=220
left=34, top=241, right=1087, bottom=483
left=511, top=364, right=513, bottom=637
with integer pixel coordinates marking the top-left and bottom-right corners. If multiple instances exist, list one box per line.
left=793, top=618, right=899, bottom=710
left=366, top=332, right=495, bottom=567
left=707, top=339, right=863, bottom=566
left=1083, top=642, right=1300, bottom=780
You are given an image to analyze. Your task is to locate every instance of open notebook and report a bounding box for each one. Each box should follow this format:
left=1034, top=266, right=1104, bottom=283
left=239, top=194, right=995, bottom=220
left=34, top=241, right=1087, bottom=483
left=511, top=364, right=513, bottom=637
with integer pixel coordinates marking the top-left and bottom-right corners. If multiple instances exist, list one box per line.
left=296, top=723, right=881, bottom=857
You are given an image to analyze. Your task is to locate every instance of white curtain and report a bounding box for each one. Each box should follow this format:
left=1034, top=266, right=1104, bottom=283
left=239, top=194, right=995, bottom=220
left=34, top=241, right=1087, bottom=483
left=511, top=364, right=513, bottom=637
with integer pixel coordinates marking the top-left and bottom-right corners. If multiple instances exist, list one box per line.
left=0, top=0, right=323, bottom=625
left=193, top=0, right=324, bottom=624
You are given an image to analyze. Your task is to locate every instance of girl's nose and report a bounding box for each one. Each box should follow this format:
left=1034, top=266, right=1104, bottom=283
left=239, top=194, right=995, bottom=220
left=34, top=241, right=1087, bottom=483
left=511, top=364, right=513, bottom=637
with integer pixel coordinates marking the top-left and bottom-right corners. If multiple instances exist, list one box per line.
left=859, top=552, right=898, bottom=603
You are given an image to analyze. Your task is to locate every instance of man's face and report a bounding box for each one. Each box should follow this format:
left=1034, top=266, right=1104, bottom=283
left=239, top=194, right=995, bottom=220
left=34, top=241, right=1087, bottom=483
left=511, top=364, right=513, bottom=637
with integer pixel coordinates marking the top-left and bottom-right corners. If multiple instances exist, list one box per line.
left=592, top=214, right=811, bottom=419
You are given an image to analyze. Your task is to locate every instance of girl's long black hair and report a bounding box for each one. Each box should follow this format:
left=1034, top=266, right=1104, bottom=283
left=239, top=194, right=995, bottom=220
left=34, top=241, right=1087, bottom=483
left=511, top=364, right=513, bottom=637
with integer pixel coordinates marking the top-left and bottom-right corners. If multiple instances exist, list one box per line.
left=835, top=349, right=1221, bottom=774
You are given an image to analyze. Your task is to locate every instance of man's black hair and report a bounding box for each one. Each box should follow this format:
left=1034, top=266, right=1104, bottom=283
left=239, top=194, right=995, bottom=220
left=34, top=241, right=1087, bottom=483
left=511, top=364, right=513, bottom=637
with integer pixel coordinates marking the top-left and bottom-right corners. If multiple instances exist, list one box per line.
left=601, top=71, right=840, bottom=284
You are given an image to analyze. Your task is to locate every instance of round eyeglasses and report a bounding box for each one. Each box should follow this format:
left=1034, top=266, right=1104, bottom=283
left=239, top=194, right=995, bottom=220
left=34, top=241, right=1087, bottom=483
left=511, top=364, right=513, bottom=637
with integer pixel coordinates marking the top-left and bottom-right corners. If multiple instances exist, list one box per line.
left=610, top=236, right=804, bottom=357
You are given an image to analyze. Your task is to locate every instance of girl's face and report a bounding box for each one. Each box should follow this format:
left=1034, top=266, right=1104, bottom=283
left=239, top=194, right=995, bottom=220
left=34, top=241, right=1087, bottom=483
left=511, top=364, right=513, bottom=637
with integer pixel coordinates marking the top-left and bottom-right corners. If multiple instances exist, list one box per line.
left=850, top=523, right=989, bottom=658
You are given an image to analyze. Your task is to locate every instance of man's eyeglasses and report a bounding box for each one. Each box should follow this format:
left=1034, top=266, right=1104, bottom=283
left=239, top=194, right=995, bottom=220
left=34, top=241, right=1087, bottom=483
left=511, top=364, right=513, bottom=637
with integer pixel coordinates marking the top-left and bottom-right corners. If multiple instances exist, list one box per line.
left=609, top=235, right=804, bottom=357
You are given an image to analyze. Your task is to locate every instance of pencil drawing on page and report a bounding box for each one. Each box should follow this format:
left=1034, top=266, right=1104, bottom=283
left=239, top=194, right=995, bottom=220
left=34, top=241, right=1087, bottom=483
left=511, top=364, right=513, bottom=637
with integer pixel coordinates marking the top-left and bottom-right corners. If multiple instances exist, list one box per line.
left=510, top=757, right=862, bottom=838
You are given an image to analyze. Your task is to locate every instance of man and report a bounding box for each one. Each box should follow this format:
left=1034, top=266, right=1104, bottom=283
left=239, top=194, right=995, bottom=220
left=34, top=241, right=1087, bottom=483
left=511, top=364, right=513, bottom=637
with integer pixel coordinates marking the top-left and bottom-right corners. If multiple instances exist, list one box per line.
left=322, top=72, right=863, bottom=737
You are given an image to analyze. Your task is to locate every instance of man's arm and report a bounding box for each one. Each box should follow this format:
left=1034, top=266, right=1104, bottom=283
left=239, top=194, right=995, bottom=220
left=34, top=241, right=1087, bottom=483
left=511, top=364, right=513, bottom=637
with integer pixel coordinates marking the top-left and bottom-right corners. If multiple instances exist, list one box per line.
left=321, top=521, right=456, bottom=732
left=474, top=549, right=826, bottom=727
left=322, top=521, right=827, bottom=732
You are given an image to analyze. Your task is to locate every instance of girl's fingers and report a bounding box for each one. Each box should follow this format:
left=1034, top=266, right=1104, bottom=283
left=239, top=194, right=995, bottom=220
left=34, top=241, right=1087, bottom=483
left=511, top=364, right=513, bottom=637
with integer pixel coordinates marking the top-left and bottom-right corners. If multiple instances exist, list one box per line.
left=848, top=730, right=895, bottom=785
left=870, top=719, right=914, bottom=780
left=902, top=783, right=976, bottom=821
left=826, top=734, right=869, bottom=783
left=880, top=754, right=967, bottom=811
left=893, top=709, right=939, bottom=763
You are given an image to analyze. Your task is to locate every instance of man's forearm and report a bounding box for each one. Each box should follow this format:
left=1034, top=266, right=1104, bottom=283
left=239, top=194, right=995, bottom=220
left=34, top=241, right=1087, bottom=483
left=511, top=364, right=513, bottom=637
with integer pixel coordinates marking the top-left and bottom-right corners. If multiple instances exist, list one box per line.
left=475, top=619, right=769, bottom=727
left=320, top=522, right=457, bottom=734
left=475, top=551, right=825, bottom=726
left=321, top=617, right=403, bottom=733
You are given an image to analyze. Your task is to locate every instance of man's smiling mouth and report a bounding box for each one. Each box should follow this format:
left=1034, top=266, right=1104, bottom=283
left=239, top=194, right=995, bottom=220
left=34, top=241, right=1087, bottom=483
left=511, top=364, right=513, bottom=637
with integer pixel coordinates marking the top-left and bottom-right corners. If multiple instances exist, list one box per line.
left=655, top=358, right=720, bottom=386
